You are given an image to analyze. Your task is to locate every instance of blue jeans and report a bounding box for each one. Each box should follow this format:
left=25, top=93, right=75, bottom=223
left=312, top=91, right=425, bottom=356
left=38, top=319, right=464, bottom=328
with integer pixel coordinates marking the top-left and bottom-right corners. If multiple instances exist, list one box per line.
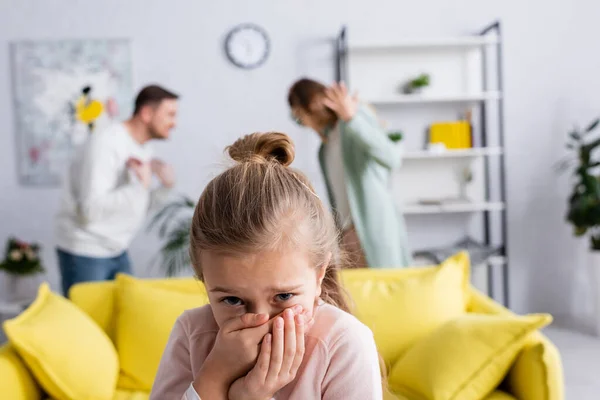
left=56, top=248, right=132, bottom=297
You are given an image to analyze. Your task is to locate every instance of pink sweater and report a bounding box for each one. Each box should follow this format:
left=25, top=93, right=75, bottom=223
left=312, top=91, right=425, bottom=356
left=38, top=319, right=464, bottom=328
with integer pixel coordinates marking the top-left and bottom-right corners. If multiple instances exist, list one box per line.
left=150, top=302, right=383, bottom=400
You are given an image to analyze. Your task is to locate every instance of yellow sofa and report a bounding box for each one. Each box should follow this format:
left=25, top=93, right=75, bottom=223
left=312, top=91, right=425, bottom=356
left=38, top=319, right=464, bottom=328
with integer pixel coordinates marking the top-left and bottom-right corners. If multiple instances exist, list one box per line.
left=0, top=262, right=563, bottom=400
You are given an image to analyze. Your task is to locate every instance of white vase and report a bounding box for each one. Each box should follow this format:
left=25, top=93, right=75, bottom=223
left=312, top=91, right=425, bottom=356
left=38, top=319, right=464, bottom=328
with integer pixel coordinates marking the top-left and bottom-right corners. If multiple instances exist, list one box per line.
left=0, top=271, right=40, bottom=304
left=589, top=251, right=600, bottom=336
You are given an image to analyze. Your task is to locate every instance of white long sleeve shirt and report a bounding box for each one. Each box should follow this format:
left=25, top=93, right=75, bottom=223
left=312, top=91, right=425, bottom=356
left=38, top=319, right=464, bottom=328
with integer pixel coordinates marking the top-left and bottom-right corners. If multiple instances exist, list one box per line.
left=55, top=123, right=170, bottom=257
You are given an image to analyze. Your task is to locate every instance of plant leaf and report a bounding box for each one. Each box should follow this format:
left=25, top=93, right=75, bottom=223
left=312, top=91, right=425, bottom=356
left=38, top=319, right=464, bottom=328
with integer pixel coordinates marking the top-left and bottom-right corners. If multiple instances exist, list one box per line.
left=586, top=118, right=600, bottom=133
left=554, top=157, right=574, bottom=174
left=146, top=195, right=195, bottom=277
left=583, top=137, right=600, bottom=152
left=146, top=195, right=195, bottom=234
left=155, top=217, right=192, bottom=277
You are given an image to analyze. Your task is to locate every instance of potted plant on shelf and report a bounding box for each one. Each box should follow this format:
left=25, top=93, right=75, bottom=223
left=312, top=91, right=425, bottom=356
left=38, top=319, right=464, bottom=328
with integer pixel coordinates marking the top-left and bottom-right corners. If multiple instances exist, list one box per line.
left=388, top=131, right=403, bottom=143
left=147, top=195, right=196, bottom=277
left=560, top=116, right=600, bottom=333
left=0, top=237, right=45, bottom=303
left=401, top=73, right=430, bottom=94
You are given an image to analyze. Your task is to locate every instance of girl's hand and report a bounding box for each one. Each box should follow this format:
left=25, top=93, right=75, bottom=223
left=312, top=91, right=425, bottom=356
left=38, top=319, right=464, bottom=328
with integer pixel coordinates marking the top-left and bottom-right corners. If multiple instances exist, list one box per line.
left=323, top=82, right=359, bottom=122
left=198, top=306, right=310, bottom=389
left=228, top=309, right=306, bottom=400
left=194, top=312, right=272, bottom=398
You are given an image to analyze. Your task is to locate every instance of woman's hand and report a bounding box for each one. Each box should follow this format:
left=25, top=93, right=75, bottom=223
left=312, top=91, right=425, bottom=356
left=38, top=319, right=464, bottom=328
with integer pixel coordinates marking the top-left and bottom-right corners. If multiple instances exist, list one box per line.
left=228, top=309, right=306, bottom=400
left=323, top=82, right=359, bottom=122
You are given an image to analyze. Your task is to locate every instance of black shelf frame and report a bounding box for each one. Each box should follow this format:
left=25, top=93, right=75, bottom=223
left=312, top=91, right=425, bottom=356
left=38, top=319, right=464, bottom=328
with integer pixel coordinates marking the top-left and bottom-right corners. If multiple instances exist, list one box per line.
left=334, top=21, right=510, bottom=307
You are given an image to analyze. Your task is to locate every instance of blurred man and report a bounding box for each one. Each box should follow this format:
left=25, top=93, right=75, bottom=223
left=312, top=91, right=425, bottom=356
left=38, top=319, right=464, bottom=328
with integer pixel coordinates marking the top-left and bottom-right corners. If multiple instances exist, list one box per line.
left=55, top=85, right=179, bottom=295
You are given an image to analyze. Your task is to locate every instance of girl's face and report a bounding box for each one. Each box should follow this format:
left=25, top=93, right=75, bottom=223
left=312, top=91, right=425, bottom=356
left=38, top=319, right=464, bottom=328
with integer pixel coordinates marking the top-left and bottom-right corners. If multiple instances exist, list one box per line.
left=201, top=249, right=327, bottom=328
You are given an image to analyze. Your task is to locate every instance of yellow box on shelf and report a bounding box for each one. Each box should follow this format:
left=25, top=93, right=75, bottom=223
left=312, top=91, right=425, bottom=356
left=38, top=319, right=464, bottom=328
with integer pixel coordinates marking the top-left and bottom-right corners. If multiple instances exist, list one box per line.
left=429, top=121, right=472, bottom=149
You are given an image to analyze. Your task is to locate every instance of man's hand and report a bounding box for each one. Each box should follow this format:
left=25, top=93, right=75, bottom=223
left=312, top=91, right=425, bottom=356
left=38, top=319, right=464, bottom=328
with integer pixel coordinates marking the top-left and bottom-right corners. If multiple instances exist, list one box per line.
left=322, top=82, right=359, bottom=122
left=150, top=159, right=175, bottom=188
left=127, top=158, right=152, bottom=189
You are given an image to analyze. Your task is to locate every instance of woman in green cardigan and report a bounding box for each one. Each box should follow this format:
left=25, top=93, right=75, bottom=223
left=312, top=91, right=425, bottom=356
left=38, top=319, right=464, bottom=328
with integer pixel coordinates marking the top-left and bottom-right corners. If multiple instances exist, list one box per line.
left=288, top=78, right=412, bottom=268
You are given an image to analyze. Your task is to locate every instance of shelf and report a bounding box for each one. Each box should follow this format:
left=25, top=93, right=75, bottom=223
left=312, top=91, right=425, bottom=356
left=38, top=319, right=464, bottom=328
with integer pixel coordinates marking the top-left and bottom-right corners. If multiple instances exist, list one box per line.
left=403, top=201, right=505, bottom=215
left=484, top=255, right=507, bottom=265
left=0, top=302, right=26, bottom=315
left=368, top=92, right=501, bottom=105
left=349, top=36, right=500, bottom=52
left=403, top=147, right=503, bottom=160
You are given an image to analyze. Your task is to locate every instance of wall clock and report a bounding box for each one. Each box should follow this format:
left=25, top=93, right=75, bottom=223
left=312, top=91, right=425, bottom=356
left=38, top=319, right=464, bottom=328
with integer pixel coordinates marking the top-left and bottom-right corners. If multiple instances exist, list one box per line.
left=224, top=24, right=270, bottom=69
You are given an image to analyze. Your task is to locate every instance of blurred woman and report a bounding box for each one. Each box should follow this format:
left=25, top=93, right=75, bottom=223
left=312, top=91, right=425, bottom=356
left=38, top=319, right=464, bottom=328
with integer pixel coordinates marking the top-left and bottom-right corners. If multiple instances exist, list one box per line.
left=288, top=78, right=412, bottom=268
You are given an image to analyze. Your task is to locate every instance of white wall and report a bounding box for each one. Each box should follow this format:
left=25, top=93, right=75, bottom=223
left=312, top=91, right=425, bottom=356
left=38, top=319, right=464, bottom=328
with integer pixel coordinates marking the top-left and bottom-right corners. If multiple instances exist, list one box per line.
left=0, top=0, right=598, bottom=328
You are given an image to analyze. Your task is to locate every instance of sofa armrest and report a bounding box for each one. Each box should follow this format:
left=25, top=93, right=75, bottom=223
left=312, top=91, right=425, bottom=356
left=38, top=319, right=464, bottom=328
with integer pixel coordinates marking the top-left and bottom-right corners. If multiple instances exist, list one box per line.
left=467, top=288, right=565, bottom=400
left=507, top=332, right=564, bottom=400
left=0, top=343, right=41, bottom=400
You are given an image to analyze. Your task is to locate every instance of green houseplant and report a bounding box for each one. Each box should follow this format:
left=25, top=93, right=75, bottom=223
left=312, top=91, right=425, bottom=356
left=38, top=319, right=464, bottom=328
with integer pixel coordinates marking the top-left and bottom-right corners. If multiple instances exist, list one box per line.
left=560, top=117, right=600, bottom=249
left=560, top=116, right=600, bottom=336
left=147, top=195, right=195, bottom=276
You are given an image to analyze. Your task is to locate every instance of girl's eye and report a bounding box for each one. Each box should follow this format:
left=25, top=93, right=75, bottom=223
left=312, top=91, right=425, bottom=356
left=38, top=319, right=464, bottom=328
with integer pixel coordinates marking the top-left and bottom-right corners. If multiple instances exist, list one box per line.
left=222, top=297, right=243, bottom=306
left=276, top=293, right=294, bottom=302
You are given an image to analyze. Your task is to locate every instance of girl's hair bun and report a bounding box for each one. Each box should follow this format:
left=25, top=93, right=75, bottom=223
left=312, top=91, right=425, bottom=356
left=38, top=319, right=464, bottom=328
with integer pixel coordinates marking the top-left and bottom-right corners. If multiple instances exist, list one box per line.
left=227, top=132, right=295, bottom=167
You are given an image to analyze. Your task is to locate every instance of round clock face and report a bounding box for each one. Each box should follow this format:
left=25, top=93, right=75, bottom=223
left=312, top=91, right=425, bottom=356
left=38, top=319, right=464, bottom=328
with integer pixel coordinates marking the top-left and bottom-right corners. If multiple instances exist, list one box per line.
left=225, top=24, right=270, bottom=69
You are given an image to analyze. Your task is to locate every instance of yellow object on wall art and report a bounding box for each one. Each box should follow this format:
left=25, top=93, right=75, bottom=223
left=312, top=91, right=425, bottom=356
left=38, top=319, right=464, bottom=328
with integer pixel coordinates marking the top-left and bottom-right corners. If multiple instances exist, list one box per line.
left=429, top=121, right=472, bottom=149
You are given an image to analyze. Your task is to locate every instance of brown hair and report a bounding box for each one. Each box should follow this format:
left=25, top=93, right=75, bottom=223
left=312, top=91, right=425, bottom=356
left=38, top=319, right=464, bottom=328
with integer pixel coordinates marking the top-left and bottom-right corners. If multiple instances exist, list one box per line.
left=133, top=85, right=179, bottom=115
left=189, top=132, right=350, bottom=313
left=288, top=78, right=338, bottom=128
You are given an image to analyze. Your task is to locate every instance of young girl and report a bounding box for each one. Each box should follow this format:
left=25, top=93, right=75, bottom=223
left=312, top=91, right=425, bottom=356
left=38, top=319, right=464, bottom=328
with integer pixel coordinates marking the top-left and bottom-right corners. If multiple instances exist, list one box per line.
left=150, top=132, right=383, bottom=400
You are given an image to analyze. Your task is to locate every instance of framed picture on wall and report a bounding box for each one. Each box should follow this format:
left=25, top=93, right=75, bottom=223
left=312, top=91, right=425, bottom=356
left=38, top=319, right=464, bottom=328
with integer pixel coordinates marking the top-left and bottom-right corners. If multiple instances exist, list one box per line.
left=10, top=39, right=133, bottom=186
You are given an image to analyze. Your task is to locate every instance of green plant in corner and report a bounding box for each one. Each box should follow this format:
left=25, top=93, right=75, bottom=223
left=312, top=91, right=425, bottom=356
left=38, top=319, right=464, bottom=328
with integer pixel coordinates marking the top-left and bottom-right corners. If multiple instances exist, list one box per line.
left=0, top=238, right=44, bottom=276
left=147, top=195, right=196, bottom=276
left=559, top=117, right=600, bottom=250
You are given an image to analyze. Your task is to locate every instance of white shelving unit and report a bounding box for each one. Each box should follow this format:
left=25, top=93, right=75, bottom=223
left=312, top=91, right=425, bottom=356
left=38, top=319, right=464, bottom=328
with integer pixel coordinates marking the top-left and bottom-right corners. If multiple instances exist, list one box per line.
left=367, top=91, right=502, bottom=106
left=0, top=300, right=29, bottom=344
left=403, top=201, right=505, bottom=215
left=335, top=21, right=509, bottom=305
left=403, top=147, right=503, bottom=160
left=348, top=36, right=500, bottom=52
left=0, top=303, right=22, bottom=314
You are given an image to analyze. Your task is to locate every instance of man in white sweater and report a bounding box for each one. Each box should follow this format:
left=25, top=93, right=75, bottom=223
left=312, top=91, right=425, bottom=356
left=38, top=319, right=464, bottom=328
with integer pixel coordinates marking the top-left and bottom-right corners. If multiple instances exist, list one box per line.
left=55, top=85, right=178, bottom=295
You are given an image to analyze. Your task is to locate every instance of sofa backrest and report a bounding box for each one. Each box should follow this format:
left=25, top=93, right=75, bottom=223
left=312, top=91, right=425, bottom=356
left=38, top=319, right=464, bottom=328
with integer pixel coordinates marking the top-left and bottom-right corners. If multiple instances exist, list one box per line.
left=69, top=263, right=466, bottom=339
left=69, top=277, right=206, bottom=339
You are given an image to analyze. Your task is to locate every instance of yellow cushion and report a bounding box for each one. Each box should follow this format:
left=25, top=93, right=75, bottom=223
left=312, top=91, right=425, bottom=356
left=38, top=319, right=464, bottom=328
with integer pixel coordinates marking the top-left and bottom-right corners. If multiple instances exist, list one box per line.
left=390, top=391, right=517, bottom=400
left=115, top=274, right=209, bottom=391
left=0, top=344, right=42, bottom=400
left=3, top=283, right=119, bottom=400
left=468, top=288, right=564, bottom=400
left=341, top=252, right=469, bottom=367
left=46, top=390, right=149, bottom=400
left=506, top=339, right=563, bottom=400
left=388, top=313, right=552, bottom=400
left=484, top=392, right=517, bottom=400
left=70, top=277, right=205, bottom=339
left=70, top=280, right=118, bottom=338
left=113, top=389, right=150, bottom=400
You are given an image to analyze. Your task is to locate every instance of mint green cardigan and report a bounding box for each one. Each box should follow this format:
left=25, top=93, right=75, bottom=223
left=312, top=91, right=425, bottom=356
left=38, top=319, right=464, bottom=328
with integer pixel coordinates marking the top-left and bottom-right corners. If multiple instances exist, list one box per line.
left=318, top=106, right=413, bottom=268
